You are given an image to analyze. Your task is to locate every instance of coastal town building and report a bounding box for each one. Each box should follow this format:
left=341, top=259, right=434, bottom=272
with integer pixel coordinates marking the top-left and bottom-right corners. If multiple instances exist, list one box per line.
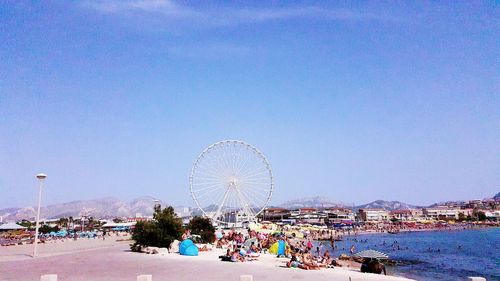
left=358, top=209, right=390, bottom=222
left=260, top=208, right=290, bottom=222
left=390, top=209, right=423, bottom=221
left=484, top=210, right=500, bottom=221
left=423, top=207, right=460, bottom=220
left=323, top=208, right=356, bottom=222
left=289, top=208, right=327, bottom=224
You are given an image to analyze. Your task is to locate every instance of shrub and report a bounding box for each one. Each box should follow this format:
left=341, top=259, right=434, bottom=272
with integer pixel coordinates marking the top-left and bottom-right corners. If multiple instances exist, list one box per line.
left=130, top=205, right=183, bottom=251
left=39, top=225, right=60, bottom=234
left=187, top=216, right=215, bottom=243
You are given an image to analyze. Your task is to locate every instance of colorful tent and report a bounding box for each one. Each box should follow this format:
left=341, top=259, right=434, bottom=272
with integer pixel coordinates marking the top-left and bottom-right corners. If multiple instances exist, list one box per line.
left=179, top=239, right=198, bottom=256
left=268, top=240, right=286, bottom=255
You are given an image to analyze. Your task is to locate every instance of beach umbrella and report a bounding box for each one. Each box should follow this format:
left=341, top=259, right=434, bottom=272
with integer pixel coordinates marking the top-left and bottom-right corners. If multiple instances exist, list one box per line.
left=0, top=223, right=27, bottom=230
left=354, top=249, right=389, bottom=260
left=243, top=237, right=257, bottom=248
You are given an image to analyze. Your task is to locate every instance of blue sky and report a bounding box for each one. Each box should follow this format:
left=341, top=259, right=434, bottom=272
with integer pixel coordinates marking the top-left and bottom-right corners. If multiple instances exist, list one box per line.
left=0, top=1, right=498, bottom=208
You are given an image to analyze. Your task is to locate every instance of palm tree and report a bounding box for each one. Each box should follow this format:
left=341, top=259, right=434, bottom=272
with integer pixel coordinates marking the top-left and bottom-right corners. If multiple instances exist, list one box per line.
left=58, top=217, right=69, bottom=230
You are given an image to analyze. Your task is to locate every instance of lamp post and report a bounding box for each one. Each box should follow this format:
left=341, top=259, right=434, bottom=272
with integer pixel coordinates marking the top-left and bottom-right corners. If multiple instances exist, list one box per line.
left=33, top=173, right=47, bottom=258
left=154, top=199, right=161, bottom=209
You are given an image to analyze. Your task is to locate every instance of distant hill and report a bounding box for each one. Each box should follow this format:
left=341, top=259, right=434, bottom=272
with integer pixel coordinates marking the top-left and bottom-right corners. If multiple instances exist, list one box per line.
left=279, top=196, right=344, bottom=209
left=355, top=200, right=420, bottom=211
left=2, top=192, right=497, bottom=222
left=0, top=196, right=167, bottom=222
left=494, top=192, right=500, bottom=201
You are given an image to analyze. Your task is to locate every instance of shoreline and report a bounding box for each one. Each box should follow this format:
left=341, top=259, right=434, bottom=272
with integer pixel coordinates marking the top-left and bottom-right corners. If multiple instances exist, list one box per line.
left=343, top=225, right=499, bottom=237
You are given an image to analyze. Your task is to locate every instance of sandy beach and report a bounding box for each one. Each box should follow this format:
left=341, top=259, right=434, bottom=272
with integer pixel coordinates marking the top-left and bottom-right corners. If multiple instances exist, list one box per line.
left=0, top=237, right=414, bottom=281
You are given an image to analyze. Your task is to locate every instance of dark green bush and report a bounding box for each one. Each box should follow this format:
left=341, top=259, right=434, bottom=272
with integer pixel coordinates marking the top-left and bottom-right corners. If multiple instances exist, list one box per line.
left=130, top=206, right=183, bottom=251
left=39, top=225, right=60, bottom=234
left=187, top=216, right=215, bottom=243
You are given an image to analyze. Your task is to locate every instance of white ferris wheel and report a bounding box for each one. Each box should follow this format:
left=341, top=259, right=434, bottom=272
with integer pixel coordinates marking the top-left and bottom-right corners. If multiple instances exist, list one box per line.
left=190, top=140, right=273, bottom=226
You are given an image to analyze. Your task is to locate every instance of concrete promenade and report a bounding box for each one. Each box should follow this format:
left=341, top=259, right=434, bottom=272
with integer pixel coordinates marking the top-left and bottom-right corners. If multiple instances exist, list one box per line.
left=0, top=237, right=414, bottom=281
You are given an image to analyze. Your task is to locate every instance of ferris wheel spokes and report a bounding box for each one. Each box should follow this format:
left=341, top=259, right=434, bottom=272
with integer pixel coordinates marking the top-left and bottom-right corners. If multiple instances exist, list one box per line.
left=190, top=140, right=273, bottom=226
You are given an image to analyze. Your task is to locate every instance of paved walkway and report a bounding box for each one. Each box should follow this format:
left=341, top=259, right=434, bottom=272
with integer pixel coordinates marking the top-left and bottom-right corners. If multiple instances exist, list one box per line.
left=0, top=239, right=413, bottom=281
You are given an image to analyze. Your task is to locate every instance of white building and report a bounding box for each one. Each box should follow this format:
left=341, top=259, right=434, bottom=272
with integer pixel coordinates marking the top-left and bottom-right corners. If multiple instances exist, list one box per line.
left=423, top=207, right=460, bottom=220
left=390, top=209, right=423, bottom=221
left=358, top=209, right=390, bottom=222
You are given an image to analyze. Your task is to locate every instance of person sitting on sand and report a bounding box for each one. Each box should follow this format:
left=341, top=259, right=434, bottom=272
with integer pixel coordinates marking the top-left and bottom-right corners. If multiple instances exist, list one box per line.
left=181, top=229, right=191, bottom=240
left=249, top=242, right=260, bottom=253
left=197, top=244, right=211, bottom=252
left=219, top=249, right=232, bottom=262
left=302, top=251, right=321, bottom=270
left=286, top=253, right=309, bottom=270
left=361, top=258, right=386, bottom=275
left=321, top=250, right=333, bottom=266
left=231, top=250, right=245, bottom=262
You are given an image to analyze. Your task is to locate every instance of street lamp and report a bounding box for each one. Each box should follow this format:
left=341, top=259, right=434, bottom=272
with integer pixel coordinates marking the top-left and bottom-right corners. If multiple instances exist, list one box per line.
left=154, top=199, right=161, bottom=208
left=33, top=173, right=47, bottom=258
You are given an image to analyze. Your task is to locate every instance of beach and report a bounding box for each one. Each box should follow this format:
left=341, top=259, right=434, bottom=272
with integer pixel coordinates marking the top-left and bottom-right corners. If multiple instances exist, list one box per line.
left=0, top=236, right=414, bottom=281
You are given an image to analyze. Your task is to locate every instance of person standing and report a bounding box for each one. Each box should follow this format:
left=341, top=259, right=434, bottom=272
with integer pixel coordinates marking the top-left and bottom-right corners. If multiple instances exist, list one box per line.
left=307, top=239, right=313, bottom=251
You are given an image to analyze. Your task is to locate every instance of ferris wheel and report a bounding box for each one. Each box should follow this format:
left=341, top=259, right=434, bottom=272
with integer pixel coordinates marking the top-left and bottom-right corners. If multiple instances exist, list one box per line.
left=190, top=140, right=273, bottom=225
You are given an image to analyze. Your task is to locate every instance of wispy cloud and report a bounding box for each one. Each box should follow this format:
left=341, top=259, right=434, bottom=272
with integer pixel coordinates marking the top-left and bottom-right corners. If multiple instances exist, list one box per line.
left=82, top=0, right=397, bottom=29
left=168, top=43, right=252, bottom=59
left=83, top=0, right=199, bottom=18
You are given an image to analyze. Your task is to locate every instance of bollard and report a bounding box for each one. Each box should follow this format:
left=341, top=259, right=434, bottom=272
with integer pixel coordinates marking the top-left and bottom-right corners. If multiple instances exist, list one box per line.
left=40, top=275, right=57, bottom=281
left=468, top=278, right=486, bottom=281
left=240, top=275, right=253, bottom=281
left=348, top=277, right=363, bottom=281
left=137, top=275, right=153, bottom=281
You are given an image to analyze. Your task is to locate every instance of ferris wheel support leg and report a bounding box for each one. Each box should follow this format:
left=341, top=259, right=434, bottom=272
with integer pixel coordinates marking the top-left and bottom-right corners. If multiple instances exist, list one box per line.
left=235, top=188, right=255, bottom=220
left=213, top=187, right=231, bottom=222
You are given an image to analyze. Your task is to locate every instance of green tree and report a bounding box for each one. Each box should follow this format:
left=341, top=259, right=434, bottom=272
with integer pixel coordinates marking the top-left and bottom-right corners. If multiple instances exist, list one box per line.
left=131, top=221, right=160, bottom=252
left=18, top=220, right=32, bottom=229
left=58, top=217, right=69, bottom=229
left=130, top=205, right=183, bottom=252
left=187, top=216, right=215, bottom=243
left=457, top=212, right=466, bottom=222
left=477, top=211, right=487, bottom=221
left=39, top=224, right=60, bottom=234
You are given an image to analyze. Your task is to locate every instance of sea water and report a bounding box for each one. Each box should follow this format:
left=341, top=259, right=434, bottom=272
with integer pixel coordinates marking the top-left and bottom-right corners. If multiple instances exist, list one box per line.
left=318, top=228, right=500, bottom=281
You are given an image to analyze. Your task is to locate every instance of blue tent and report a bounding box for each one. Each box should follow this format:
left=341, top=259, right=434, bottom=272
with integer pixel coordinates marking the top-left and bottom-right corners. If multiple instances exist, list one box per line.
left=179, top=239, right=198, bottom=256
left=277, top=240, right=286, bottom=256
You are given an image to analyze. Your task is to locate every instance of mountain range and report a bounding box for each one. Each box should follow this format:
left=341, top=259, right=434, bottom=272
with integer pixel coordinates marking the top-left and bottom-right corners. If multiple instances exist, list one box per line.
left=0, top=196, right=168, bottom=222
left=1, top=193, right=497, bottom=222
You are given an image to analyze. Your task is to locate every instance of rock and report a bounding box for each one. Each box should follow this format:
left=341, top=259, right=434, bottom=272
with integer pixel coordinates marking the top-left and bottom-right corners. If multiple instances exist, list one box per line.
left=143, top=246, right=159, bottom=254
left=169, top=240, right=180, bottom=253
left=353, top=256, right=364, bottom=263
left=158, top=248, right=169, bottom=255
left=339, top=254, right=351, bottom=260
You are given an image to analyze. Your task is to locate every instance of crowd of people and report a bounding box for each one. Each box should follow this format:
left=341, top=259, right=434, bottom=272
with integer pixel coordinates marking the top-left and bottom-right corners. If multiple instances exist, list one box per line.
left=213, top=226, right=390, bottom=275
left=0, top=229, right=129, bottom=246
left=215, top=228, right=345, bottom=269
